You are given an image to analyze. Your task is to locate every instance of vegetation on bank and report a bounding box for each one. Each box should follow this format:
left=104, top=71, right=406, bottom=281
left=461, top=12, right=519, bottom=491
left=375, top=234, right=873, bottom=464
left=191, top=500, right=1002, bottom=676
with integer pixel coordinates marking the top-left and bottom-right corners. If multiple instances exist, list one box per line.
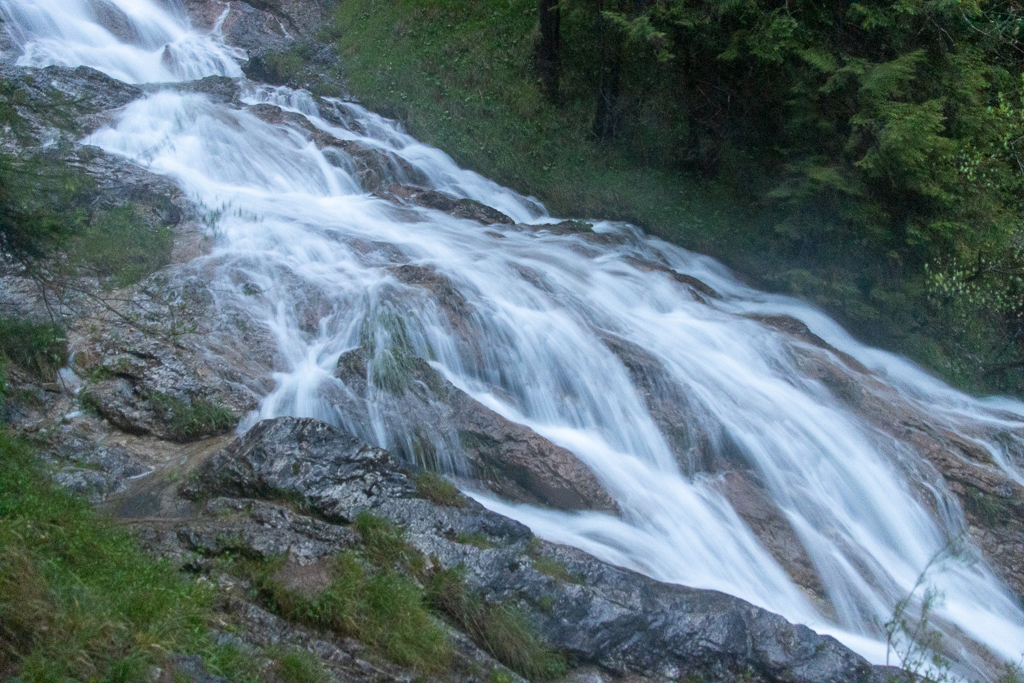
left=226, top=510, right=569, bottom=680
left=0, top=431, right=263, bottom=682
left=1, top=81, right=174, bottom=293
left=317, top=0, right=1024, bottom=395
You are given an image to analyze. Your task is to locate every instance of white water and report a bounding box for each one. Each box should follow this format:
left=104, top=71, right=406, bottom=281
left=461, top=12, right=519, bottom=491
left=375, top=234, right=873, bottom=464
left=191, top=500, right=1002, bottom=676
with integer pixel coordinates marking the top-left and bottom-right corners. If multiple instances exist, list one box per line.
left=3, top=0, right=1023, bottom=676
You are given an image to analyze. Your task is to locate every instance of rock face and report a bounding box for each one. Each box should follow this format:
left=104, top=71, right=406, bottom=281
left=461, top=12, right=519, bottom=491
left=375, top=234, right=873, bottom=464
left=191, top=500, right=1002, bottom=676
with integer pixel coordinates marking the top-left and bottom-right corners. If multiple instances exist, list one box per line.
left=328, top=347, right=619, bottom=513
left=185, top=418, right=417, bottom=522
left=376, top=184, right=515, bottom=225
left=153, top=416, right=900, bottom=683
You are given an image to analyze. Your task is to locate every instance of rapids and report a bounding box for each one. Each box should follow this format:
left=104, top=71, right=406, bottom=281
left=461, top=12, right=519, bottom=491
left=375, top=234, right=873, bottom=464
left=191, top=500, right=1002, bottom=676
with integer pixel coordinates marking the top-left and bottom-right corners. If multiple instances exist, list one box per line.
left=2, top=0, right=1023, bottom=677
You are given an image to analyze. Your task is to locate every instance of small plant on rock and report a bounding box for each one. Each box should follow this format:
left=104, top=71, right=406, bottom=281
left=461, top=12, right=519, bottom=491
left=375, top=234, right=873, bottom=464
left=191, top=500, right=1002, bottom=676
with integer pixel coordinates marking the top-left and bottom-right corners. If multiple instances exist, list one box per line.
left=415, top=471, right=468, bottom=508
left=147, top=392, right=236, bottom=442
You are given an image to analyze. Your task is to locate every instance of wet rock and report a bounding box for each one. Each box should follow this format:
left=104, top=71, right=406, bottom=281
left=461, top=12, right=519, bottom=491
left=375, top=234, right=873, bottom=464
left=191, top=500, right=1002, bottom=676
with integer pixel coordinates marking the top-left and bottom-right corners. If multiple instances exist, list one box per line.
left=747, top=314, right=868, bottom=375
left=0, top=64, right=143, bottom=138
left=389, top=264, right=473, bottom=333
left=152, top=75, right=242, bottom=104
left=769, top=327, right=1024, bottom=595
left=711, top=471, right=828, bottom=604
left=183, top=417, right=417, bottom=522
left=247, top=102, right=339, bottom=149
left=623, top=255, right=720, bottom=301
left=0, top=64, right=191, bottom=235
left=330, top=351, right=619, bottom=513
left=183, top=0, right=345, bottom=95
left=91, top=0, right=145, bottom=44
left=233, top=121, right=432, bottom=192
left=379, top=184, right=514, bottom=225
left=183, top=0, right=291, bottom=60
left=45, top=438, right=150, bottom=503
left=601, top=334, right=709, bottom=473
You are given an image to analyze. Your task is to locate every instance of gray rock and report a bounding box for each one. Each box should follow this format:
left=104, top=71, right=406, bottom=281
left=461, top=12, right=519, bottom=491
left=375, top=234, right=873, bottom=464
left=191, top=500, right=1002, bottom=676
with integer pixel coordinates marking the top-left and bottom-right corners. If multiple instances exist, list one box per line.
left=377, top=184, right=515, bottom=225
left=177, top=497, right=358, bottom=564
left=45, top=438, right=150, bottom=503
left=185, top=417, right=417, bottom=522
left=165, top=654, right=226, bottom=683
left=185, top=416, right=901, bottom=683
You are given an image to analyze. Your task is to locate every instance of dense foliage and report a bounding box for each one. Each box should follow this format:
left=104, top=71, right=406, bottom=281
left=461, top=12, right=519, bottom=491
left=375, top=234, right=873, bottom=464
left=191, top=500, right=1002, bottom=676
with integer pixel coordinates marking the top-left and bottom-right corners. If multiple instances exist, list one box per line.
left=330, top=0, right=1024, bottom=393
left=553, top=0, right=1024, bottom=385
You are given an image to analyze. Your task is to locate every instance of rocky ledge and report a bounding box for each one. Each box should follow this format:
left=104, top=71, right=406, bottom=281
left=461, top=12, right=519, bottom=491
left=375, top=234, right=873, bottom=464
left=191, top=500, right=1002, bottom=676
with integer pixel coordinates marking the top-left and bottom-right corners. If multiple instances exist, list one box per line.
left=127, top=415, right=900, bottom=683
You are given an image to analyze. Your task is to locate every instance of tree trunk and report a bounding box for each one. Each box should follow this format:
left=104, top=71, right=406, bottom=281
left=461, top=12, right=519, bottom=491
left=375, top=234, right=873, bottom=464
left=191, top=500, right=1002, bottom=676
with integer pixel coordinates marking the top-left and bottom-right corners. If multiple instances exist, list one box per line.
left=593, top=0, right=621, bottom=141
left=538, top=0, right=561, bottom=101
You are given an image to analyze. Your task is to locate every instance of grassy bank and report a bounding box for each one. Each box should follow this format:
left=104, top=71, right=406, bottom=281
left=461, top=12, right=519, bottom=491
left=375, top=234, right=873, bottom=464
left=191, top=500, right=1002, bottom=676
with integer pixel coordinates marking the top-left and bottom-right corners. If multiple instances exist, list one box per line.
left=315, top=0, right=1023, bottom=395
left=0, top=430, right=262, bottom=682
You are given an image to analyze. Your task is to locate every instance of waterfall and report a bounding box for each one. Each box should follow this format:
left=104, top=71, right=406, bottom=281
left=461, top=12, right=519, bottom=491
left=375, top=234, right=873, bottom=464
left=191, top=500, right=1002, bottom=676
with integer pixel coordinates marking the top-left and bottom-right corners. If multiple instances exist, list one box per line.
left=2, top=0, right=1023, bottom=677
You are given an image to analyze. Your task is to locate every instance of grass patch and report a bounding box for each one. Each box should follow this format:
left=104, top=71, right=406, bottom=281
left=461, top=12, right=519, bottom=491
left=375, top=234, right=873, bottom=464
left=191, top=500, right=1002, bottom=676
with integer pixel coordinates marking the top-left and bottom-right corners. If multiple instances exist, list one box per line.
left=275, top=649, right=330, bottom=683
left=71, top=205, right=173, bottom=289
left=354, top=511, right=426, bottom=573
left=427, top=565, right=568, bottom=681
left=0, top=317, right=67, bottom=382
left=415, top=471, right=468, bottom=508
left=531, top=555, right=583, bottom=585
left=241, top=552, right=452, bottom=674
left=148, top=392, right=237, bottom=442
left=0, top=430, right=258, bottom=682
left=963, top=486, right=1013, bottom=527
left=456, top=532, right=496, bottom=550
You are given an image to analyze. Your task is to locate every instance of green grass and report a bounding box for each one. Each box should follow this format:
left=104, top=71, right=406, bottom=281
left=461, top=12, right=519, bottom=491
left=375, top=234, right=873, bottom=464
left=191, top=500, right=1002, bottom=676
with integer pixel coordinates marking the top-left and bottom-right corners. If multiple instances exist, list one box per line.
left=427, top=565, right=568, bottom=681
left=72, top=205, right=173, bottom=289
left=354, top=511, right=427, bottom=573
left=0, top=430, right=258, bottom=682
left=147, top=392, right=237, bottom=443
left=531, top=555, right=583, bottom=585
left=414, top=471, right=468, bottom=508
left=456, top=532, right=496, bottom=550
left=0, top=317, right=68, bottom=382
left=963, top=486, right=1013, bottom=527
left=225, top=513, right=567, bottom=679
left=275, top=650, right=330, bottom=683
left=243, top=551, right=452, bottom=674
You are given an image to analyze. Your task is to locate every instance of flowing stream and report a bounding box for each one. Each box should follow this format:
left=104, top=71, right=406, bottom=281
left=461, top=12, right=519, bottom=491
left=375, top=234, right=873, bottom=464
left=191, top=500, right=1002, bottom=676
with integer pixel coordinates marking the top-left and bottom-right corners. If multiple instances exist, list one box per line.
left=3, top=0, right=1024, bottom=677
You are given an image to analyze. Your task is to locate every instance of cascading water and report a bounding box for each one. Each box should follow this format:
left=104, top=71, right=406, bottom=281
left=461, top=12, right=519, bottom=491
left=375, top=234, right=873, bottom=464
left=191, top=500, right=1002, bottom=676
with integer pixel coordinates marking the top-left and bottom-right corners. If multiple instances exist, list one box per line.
left=3, top=0, right=1023, bottom=677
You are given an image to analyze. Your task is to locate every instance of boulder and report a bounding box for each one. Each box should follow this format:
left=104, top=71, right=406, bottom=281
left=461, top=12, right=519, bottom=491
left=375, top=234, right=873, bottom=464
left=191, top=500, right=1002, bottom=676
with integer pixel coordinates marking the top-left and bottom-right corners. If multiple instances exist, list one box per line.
left=184, top=417, right=417, bottom=522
